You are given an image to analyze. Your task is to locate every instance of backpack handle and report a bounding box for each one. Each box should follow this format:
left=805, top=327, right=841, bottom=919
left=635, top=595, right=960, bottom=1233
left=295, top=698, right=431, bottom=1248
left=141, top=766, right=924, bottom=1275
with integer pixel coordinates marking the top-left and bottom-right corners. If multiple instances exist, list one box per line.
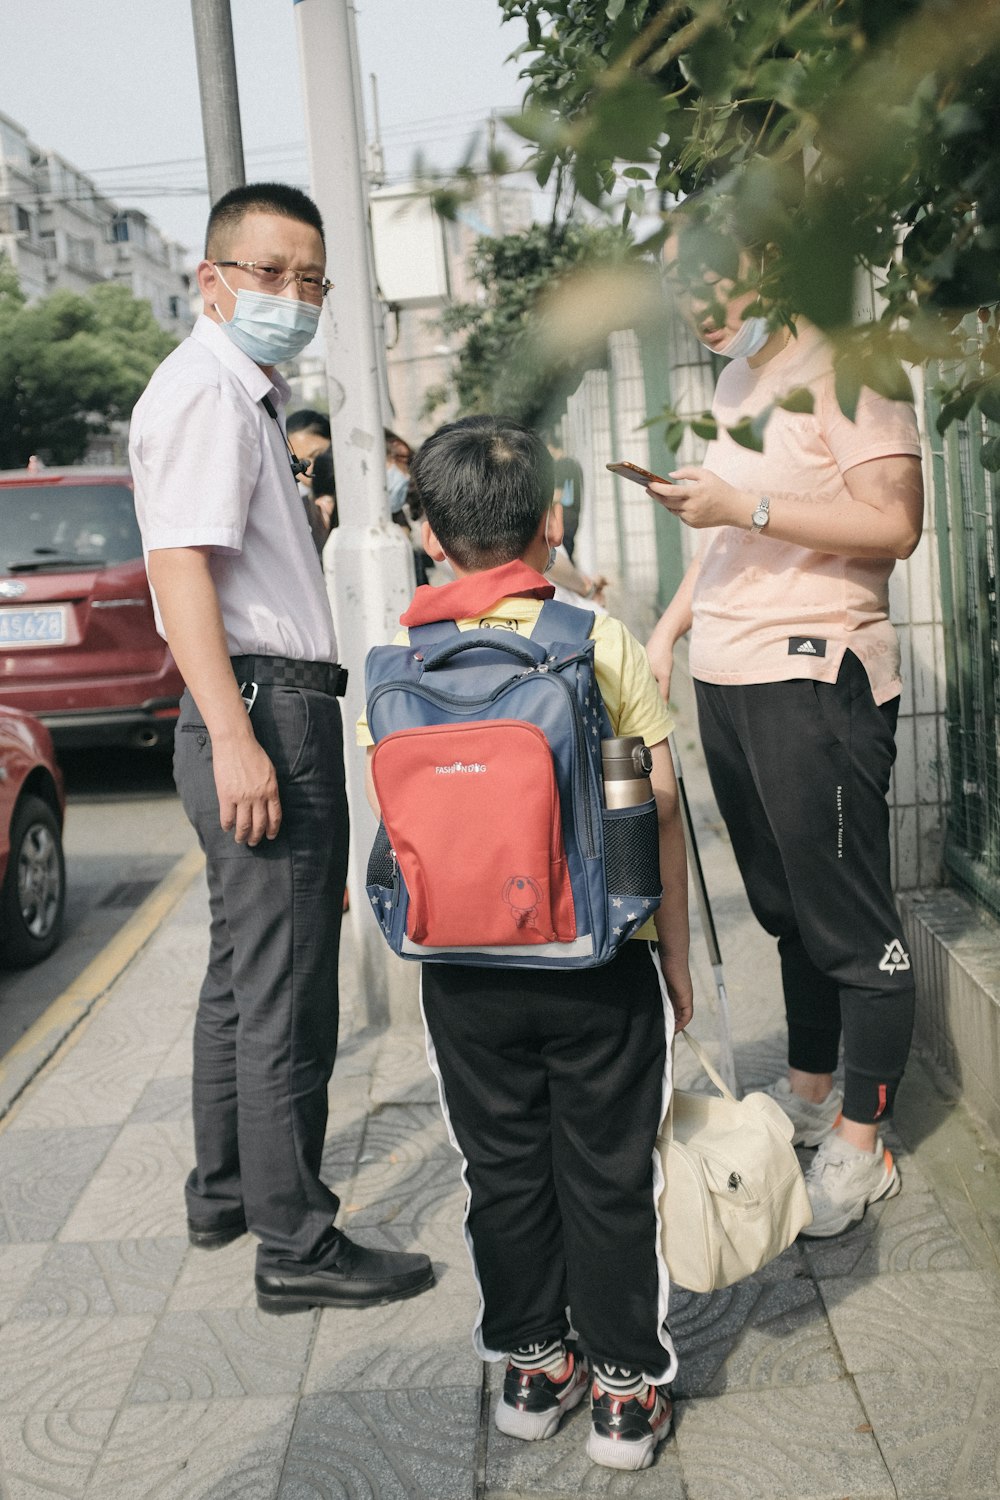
left=420, top=633, right=549, bottom=672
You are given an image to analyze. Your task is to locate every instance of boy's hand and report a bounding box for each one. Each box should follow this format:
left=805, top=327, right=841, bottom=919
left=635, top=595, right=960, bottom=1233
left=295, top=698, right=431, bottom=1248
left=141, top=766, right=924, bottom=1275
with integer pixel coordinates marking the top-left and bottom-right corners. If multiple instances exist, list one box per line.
left=659, top=950, right=694, bottom=1033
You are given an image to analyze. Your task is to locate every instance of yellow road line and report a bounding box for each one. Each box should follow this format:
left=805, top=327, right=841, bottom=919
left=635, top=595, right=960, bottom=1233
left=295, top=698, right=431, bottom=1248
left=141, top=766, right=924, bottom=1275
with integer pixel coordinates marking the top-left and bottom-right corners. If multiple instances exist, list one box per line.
left=0, top=845, right=205, bottom=1121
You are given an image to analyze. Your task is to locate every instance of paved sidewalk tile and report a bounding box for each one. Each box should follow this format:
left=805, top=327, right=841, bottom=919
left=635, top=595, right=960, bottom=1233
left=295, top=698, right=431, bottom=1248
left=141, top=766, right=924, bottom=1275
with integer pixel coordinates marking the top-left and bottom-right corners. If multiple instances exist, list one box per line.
left=304, top=1287, right=482, bottom=1394
left=86, top=1396, right=297, bottom=1500
left=0, top=1405, right=117, bottom=1499
left=819, top=1269, right=1000, bottom=1376
left=11, top=1237, right=188, bottom=1318
left=855, top=1366, right=1000, bottom=1499
left=0, top=1313, right=154, bottom=1413
left=671, top=1275, right=842, bottom=1398
left=674, top=1379, right=895, bottom=1499
left=127, top=1307, right=317, bottom=1404
left=0, top=1126, right=118, bottom=1243
left=58, top=1122, right=191, bottom=1242
left=279, top=1387, right=480, bottom=1500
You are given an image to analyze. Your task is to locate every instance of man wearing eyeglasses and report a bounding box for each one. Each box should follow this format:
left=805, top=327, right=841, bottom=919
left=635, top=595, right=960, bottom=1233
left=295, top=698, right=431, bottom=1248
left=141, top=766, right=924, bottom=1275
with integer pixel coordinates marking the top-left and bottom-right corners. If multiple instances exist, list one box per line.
left=129, top=183, right=434, bottom=1314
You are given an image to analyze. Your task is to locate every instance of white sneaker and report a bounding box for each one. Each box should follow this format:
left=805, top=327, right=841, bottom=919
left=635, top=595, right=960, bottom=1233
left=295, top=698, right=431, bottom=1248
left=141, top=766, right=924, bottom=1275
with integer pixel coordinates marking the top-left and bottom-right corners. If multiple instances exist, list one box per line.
left=495, top=1340, right=590, bottom=1441
left=800, top=1132, right=901, bottom=1237
left=763, top=1076, right=843, bottom=1147
left=586, top=1367, right=673, bottom=1471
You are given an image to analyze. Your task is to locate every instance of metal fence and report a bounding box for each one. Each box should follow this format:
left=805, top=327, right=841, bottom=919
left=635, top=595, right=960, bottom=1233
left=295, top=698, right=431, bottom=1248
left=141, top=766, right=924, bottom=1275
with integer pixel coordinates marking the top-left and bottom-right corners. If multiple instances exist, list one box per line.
left=928, top=368, right=1000, bottom=919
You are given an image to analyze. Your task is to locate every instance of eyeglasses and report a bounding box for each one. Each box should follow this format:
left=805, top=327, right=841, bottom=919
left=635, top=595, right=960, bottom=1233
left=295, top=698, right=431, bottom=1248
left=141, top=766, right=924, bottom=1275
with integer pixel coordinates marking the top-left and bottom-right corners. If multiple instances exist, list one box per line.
left=213, top=260, right=334, bottom=305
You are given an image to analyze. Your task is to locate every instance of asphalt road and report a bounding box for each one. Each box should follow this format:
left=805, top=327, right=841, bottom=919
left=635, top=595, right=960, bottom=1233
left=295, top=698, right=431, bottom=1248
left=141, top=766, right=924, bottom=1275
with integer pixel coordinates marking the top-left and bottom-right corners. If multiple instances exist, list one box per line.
left=0, top=744, right=197, bottom=1057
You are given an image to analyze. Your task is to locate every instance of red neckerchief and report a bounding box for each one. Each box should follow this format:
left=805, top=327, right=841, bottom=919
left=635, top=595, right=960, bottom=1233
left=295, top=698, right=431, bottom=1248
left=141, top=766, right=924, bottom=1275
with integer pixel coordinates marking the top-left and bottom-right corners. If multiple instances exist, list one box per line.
left=400, top=560, right=554, bottom=626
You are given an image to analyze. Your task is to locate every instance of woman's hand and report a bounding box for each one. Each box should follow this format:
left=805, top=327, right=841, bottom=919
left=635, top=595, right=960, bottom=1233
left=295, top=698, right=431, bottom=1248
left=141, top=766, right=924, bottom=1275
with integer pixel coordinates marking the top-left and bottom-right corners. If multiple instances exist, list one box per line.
left=648, top=469, right=747, bottom=531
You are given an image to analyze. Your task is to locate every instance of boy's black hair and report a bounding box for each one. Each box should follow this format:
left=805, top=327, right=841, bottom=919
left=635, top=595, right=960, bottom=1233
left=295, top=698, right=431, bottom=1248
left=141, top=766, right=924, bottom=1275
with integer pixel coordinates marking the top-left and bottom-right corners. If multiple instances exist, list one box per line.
left=286, top=408, right=331, bottom=440
left=205, top=182, right=325, bottom=257
left=410, top=415, right=554, bottom=571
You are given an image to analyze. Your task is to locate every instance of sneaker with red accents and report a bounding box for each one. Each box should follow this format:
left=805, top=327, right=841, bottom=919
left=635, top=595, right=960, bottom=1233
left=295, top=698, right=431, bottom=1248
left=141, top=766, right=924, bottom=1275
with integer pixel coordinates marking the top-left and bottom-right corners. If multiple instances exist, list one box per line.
left=586, top=1362, right=673, bottom=1471
left=495, top=1338, right=590, bottom=1442
left=800, top=1132, right=901, bottom=1237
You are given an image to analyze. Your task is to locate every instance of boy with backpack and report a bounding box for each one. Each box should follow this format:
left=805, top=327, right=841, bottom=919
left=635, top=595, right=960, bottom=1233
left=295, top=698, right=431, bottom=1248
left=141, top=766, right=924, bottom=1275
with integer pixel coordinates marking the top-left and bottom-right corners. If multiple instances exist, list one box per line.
left=359, top=415, right=693, bottom=1471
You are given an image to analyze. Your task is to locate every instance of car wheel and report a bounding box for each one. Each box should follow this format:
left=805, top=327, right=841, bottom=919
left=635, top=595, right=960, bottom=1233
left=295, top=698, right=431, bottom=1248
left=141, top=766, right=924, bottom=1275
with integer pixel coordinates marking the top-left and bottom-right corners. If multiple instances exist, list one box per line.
left=1, top=795, right=65, bottom=968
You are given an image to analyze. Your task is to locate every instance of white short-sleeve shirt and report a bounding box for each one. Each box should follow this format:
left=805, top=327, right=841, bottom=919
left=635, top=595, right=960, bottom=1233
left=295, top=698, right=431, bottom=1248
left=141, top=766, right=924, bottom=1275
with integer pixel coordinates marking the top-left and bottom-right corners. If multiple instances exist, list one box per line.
left=129, top=315, right=338, bottom=663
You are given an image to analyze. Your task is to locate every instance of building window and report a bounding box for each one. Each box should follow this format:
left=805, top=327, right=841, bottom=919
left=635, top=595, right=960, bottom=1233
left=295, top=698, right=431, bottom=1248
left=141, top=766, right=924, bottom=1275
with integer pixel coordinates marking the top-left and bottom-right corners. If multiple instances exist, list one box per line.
left=16, top=205, right=32, bottom=235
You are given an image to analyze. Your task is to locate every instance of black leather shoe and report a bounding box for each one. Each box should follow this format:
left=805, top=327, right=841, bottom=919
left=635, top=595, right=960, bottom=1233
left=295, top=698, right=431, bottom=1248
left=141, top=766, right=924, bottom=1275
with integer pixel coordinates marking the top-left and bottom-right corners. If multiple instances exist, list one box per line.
left=255, top=1233, right=435, bottom=1313
left=187, top=1214, right=247, bottom=1250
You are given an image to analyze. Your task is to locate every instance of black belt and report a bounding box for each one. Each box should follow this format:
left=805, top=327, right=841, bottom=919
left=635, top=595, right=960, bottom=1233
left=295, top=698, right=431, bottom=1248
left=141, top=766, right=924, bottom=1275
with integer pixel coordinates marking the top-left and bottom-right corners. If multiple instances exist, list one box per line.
left=230, top=654, right=348, bottom=697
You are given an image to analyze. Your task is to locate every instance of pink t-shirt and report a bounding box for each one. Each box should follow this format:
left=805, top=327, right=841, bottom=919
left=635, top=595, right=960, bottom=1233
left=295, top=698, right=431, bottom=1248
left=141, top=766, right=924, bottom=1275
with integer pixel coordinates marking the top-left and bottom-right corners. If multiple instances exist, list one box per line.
left=690, top=322, right=922, bottom=703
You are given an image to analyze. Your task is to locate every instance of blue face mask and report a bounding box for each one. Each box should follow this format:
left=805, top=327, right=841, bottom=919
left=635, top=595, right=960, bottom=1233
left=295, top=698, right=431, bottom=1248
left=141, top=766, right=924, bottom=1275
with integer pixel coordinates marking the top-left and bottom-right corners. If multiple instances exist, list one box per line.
left=214, top=269, right=321, bottom=365
left=701, top=315, right=770, bottom=361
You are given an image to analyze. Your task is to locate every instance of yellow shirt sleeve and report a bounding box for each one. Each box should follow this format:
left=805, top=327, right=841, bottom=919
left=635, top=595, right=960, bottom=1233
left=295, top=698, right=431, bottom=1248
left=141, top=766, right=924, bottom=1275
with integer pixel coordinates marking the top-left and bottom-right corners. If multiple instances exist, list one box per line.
left=590, top=615, right=674, bottom=745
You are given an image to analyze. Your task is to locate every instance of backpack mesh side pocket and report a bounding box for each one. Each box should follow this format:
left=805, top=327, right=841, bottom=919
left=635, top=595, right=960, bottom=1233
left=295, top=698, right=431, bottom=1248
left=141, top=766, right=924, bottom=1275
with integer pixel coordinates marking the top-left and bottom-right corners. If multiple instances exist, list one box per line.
left=367, top=821, right=395, bottom=888
left=602, top=801, right=660, bottom=898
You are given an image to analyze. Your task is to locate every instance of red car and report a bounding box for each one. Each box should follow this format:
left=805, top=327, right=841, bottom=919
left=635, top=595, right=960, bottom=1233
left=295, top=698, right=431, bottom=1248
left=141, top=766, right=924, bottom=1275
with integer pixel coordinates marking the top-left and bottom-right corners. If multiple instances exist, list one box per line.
left=0, top=468, right=184, bottom=750
left=0, top=704, right=65, bottom=966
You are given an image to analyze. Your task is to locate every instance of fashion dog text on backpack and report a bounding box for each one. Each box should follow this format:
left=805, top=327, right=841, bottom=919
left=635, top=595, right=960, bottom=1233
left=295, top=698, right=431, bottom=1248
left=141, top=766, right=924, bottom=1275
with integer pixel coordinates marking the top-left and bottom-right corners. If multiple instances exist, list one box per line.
left=364, top=600, right=662, bottom=969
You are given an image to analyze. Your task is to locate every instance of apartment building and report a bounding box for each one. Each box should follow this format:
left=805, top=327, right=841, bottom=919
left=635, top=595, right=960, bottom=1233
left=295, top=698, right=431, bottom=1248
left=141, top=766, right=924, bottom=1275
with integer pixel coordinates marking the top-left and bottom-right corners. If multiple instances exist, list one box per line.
left=0, top=108, right=192, bottom=337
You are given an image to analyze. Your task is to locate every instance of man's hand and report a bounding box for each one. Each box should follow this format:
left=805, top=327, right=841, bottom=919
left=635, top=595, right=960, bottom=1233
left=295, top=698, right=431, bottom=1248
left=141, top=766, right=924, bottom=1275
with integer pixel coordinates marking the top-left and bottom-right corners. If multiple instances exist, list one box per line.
left=213, top=731, right=282, bottom=845
left=648, top=470, right=744, bottom=531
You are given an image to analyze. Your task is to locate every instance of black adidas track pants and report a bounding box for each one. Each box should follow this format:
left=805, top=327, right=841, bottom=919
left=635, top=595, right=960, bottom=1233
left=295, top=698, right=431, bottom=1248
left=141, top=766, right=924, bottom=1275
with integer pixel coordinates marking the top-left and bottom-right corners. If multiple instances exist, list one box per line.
left=695, top=649, right=915, bottom=1124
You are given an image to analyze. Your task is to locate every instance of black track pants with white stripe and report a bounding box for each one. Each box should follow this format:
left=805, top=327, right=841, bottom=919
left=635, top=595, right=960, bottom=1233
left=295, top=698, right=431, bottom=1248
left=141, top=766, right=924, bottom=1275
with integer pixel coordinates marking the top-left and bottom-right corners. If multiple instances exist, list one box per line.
left=421, top=941, right=671, bottom=1376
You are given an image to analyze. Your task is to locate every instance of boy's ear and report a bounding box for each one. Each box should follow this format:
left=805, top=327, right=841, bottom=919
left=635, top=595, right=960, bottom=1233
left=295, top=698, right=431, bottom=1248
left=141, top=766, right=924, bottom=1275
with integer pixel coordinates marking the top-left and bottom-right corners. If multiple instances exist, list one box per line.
left=545, top=501, right=565, bottom=549
left=421, top=519, right=447, bottom=562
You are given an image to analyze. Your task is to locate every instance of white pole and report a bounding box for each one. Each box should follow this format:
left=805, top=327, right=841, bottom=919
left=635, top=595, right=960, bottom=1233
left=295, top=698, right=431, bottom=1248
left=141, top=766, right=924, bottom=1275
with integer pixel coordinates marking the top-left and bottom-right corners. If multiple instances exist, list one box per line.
left=293, top=0, right=415, bottom=1026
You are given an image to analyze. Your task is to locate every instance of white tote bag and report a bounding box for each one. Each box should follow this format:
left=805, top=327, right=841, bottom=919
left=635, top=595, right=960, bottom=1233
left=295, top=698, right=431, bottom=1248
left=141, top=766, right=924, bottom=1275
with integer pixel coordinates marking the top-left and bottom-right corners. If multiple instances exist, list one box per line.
left=657, top=1031, right=813, bottom=1293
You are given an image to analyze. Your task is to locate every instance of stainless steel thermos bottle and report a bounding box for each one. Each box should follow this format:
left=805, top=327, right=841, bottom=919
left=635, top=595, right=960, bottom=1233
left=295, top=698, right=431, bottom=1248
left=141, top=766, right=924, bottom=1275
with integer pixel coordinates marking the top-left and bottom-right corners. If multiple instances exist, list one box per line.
left=600, top=736, right=654, bottom=808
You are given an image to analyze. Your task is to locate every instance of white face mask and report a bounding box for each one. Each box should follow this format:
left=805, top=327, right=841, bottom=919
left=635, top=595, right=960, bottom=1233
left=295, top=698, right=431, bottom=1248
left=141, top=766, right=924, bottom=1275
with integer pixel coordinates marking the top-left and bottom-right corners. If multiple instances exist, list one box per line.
left=213, top=266, right=321, bottom=365
left=700, top=315, right=770, bottom=361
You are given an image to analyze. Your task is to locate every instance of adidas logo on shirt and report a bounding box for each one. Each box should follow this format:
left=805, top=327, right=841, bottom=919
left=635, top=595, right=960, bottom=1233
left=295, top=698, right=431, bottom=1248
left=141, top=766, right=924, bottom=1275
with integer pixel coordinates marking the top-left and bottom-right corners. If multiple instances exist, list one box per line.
left=797, top=640, right=818, bottom=654
left=788, top=636, right=827, bottom=657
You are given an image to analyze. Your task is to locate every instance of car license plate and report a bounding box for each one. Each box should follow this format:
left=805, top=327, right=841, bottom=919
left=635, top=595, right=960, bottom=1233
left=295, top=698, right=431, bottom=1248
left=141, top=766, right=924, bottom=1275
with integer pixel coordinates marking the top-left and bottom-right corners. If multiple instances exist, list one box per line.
left=0, top=605, right=68, bottom=647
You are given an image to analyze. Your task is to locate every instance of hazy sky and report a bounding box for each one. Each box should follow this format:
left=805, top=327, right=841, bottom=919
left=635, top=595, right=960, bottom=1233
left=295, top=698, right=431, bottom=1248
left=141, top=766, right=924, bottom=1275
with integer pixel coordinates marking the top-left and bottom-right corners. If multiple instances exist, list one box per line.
left=0, top=0, right=531, bottom=257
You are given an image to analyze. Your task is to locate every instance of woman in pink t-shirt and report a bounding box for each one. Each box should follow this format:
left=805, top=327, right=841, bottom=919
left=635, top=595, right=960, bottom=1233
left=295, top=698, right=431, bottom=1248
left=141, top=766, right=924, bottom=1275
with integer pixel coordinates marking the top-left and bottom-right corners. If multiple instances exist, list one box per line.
left=647, top=241, right=924, bottom=1239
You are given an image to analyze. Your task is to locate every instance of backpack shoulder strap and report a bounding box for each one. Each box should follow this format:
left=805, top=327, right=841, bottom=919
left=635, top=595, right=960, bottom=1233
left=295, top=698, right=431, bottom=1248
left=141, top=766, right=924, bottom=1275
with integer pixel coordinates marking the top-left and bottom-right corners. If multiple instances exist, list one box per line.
left=408, top=620, right=461, bottom=647
left=530, top=598, right=594, bottom=646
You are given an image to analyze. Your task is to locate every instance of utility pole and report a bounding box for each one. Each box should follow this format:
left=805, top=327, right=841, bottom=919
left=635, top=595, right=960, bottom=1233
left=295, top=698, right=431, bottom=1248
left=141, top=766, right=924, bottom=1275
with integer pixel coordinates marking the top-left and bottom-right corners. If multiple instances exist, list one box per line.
left=293, top=0, right=415, bottom=1026
left=190, top=0, right=246, bottom=204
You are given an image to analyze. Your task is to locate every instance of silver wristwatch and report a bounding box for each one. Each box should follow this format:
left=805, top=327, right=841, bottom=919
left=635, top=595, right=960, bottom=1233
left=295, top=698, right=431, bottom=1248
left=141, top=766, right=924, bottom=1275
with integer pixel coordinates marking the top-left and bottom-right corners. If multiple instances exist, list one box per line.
left=750, top=494, right=771, bottom=533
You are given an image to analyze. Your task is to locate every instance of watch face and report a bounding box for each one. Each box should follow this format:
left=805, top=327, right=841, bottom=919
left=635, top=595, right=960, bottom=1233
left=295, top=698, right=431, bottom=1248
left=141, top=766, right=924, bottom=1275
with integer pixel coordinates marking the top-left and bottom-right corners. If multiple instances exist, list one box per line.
left=752, top=503, right=769, bottom=525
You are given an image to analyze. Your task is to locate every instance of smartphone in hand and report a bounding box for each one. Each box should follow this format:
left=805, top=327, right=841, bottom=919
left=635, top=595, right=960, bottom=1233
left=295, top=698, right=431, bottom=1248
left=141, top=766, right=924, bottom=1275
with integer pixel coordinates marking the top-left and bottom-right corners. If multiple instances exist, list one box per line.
left=606, top=460, right=673, bottom=486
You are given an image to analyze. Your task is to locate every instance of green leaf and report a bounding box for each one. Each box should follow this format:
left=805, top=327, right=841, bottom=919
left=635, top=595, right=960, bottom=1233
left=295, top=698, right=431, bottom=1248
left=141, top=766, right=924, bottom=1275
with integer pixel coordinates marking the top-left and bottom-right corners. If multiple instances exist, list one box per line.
left=981, top=436, right=1000, bottom=472
left=690, top=414, right=718, bottom=441
left=588, top=73, right=663, bottom=162
left=683, top=25, right=737, bottom=103
left=606, top=0, right=627, bottom=19
left=976, top=381, right=1000, bottom=425
left=834, top=361, right=862, bottom=424
left=728, top=417, right=764, bottom=453
left=752, top=59, right=807, bottom=108
left=935, top=389, right=976, bottom=434
left=775, top=387, right=815, bottom=415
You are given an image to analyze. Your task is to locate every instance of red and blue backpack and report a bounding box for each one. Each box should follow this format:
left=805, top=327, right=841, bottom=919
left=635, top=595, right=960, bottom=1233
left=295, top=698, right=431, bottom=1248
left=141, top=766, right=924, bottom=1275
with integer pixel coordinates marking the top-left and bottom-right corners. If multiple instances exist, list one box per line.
left=363, top=597, right=662, bottom=969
